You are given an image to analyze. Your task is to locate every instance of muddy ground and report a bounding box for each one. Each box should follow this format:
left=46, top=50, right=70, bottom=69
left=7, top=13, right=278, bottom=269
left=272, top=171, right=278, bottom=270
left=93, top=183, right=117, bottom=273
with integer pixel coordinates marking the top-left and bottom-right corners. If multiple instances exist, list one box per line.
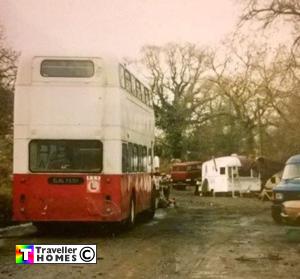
left=1, top=188, right=300, bottom=279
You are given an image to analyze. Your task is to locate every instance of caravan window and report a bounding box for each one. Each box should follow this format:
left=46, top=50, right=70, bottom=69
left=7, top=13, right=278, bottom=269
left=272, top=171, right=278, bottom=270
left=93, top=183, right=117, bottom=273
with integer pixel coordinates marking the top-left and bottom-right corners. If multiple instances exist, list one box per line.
left=220, top=167, right=226, bottom=175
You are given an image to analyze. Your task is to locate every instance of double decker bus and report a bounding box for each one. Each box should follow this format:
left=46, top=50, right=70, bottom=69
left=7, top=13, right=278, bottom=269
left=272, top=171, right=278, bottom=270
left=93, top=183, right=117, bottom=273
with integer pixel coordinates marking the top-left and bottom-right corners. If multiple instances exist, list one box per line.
left=13, top=55, right=156, bottom=229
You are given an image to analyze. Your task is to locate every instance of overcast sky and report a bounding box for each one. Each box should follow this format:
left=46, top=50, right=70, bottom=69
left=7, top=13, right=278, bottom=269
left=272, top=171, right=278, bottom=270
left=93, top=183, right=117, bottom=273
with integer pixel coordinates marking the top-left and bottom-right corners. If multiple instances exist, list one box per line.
left=1, top=0, right=240, bottom=58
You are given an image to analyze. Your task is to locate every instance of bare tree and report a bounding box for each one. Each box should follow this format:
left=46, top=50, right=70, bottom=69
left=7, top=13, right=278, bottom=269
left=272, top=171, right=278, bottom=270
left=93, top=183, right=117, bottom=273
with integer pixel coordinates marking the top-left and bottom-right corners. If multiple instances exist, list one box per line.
left=0, top=26, right=18, bottom=194
left=0, top=27, right=18, bottom=91
left=238, top=1, right=300, bottom=159
left=240, top=0, right=300, bottom=53
left=0, top=27, right=18, bottom=136
left=141, top=43, right=215, bottom=159
left=208, top=42, right=287, bottom=156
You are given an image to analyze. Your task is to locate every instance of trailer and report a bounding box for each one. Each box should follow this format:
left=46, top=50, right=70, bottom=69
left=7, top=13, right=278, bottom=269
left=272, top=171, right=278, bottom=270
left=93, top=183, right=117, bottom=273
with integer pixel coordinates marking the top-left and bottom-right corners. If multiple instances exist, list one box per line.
left=201, top=155, right=261, bottom=196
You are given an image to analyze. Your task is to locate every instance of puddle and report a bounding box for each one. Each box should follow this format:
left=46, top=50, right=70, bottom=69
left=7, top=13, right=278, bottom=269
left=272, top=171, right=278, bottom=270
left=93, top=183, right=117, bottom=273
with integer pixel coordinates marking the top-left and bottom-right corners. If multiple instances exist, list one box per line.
left=144, top=210, right=167, bottom=226
left=286, top=229, right=300, bottom=243
left=239, top=217, right=255, bottom=227
left=154, top=210, right=167, bottom=220
left=144, top=220, right=159, bottom=226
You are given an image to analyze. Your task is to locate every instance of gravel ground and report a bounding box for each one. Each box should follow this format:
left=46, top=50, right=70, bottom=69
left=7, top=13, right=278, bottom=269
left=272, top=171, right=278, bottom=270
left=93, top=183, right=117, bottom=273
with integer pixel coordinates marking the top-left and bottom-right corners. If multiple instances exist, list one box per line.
left=1, top=188, right=300, bottom=279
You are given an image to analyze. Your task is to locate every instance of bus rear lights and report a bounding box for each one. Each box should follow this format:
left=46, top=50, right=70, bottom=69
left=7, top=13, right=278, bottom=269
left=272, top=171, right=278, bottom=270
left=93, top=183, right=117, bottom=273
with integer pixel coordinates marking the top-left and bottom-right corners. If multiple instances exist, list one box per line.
left=20, top=194, right=26, bottom=203
left=101, top=200, right=121, bottom=217
left=105, top=208, right=112, bottom=213
left=19, top=194, right=26, bottom=213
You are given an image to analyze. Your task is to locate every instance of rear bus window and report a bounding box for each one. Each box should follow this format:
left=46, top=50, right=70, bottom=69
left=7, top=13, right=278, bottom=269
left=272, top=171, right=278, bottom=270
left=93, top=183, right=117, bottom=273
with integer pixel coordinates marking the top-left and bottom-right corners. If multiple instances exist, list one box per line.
left=41, top=60, right=94, bottom=78
left=29, top=140, right=102, bottom=173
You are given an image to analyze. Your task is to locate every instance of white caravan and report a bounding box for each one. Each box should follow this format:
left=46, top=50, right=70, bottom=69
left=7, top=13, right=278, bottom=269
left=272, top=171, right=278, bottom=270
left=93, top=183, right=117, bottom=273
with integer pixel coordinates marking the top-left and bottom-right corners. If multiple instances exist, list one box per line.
left=201, top=155, right=261, bottom=196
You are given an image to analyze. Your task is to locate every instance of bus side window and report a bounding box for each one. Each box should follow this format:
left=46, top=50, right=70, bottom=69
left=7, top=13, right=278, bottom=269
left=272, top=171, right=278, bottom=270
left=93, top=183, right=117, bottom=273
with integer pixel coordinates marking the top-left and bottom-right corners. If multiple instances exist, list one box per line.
left=133, top=144, right=138, bottom=172
left=131, top=76, right=137, bottom=97
left=148, top=147, right=152, bottom=171
left=122, top=143, right=128, bottom=173
left=136, top=80, right=142, bottom=100
left=149, top=92, right=153, bottom=107
left=142, top=146, right=147, bottom=171
left=138, top=145, right=143, bottom=172
left=119, top=65, right=125, bottom=88
left=124, top=70, right=132, bottom=93
left=128, top=143, right=133, bottom=173
left=140, top=85, right=145, bottom=103
left=144, top=87, right=149, bottom=105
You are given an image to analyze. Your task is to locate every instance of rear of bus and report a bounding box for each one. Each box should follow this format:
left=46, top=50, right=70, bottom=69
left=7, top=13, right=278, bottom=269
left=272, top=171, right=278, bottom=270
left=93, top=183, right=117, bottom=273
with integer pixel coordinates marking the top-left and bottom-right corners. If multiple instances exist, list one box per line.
left=13, top=56, right=126, bottom=224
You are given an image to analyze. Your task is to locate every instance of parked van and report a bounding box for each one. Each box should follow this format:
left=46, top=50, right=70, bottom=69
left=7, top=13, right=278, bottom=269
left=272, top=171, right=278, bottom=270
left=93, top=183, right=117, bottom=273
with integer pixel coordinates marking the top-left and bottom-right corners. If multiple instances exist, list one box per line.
left=272, top=154, right=300, bottom=223
left=201, top=155, right=261, bottom=196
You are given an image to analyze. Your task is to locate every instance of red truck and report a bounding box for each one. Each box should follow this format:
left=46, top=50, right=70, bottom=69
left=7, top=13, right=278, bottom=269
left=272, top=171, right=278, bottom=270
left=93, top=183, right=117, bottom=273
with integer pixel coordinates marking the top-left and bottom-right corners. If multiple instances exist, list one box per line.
left=171, top=161, right=202, bottom=189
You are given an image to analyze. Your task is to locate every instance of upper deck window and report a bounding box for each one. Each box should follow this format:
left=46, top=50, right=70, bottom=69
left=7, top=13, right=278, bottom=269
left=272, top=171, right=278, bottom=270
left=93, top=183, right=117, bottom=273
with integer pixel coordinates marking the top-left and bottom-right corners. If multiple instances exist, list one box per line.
left=124, top=70, right=132, bottom=93
left=119, top=64, right=153, bottom=108
left=40, top=60, right=94, bottom=78
left=136, top=80, right=142, bottom=99
left=144, top=87, right=150, bottom=105
left=131, top=76, right=137, bottom=96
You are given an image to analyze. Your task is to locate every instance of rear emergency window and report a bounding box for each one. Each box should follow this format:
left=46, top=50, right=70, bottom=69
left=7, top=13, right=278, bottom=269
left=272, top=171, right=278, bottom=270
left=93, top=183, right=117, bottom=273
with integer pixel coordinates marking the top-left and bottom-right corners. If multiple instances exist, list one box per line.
left=29, top=140, right=102, bottom=173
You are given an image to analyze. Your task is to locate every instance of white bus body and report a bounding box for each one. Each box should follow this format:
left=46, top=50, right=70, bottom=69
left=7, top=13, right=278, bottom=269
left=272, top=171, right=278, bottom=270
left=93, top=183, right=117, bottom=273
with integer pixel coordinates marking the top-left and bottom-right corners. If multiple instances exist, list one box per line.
left=13, top=54, right=156, bottom=223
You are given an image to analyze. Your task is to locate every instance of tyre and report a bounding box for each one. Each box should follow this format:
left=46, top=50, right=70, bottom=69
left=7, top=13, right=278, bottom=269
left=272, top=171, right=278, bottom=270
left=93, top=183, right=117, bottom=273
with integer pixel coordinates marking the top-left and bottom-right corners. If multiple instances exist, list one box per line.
left=142, top=187, right=156, bottom=221
left=271, top=206, right=282, bottom=224
left=194, top=184, right=200, bottom=196
left=33, top=222, right=53, bottom=234
left=202, top=179, right=209, bottom=196
left=148, top=187, right=156, bottom=219
left=125, top=197, right=136, bottom=229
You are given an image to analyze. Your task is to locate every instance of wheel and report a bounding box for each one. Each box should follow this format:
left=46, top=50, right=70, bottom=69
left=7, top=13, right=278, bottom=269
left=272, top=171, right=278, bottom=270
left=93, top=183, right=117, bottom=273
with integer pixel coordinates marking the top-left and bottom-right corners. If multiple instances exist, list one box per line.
left=33, top=222, right=53, bottom=234
left=202, top=180, right=210, bottom=196
left=142, top=186, right=156, bottom=220
left=148, top=186, right=157, bottom=219
left=271, top=206, right=282, bottom=224
left=163, top=186, right=170, bottom=201
left=125, top=197, right=136, bottom=229
left=194, top=184, right=200, bottom=196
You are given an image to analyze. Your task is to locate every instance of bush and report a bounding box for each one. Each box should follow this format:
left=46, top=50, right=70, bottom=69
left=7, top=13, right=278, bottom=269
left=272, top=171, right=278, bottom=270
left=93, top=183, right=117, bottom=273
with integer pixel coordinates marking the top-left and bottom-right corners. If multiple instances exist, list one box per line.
left=0, top=192, right=12, bottom=227
left=0, top=136, right=12, bottom=227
